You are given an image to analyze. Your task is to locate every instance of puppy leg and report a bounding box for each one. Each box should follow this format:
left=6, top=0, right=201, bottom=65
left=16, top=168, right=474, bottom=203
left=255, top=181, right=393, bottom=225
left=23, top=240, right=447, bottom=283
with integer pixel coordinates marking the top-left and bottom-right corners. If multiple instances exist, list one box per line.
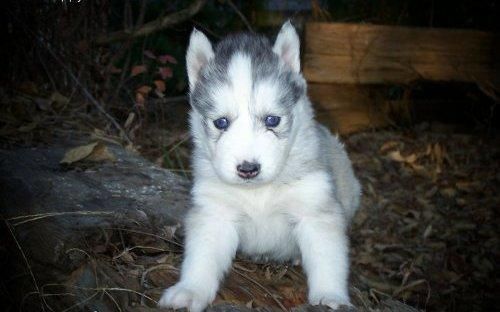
left=158, top=210, right=238, bottom=312
left=295, top=215, right=351, bottom=309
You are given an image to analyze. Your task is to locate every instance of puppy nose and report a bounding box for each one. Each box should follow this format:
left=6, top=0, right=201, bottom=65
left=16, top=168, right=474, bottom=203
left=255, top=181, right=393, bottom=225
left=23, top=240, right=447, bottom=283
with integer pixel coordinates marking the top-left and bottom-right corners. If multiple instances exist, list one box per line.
left=237, top=161, right=260, bottom=179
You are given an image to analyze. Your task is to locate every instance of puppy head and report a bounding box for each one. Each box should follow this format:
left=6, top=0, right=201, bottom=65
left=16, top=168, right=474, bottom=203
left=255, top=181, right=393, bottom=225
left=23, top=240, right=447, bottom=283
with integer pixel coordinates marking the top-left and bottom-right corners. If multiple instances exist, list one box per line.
left=187, top=22, right=308, bottom=185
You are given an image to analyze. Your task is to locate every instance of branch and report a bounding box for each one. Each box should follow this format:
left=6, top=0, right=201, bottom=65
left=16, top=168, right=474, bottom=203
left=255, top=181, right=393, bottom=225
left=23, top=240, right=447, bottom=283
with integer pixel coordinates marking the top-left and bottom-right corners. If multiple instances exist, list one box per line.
left=95, top=0, right=207, bottom=45
left=226, top=0, right=254, bottom=33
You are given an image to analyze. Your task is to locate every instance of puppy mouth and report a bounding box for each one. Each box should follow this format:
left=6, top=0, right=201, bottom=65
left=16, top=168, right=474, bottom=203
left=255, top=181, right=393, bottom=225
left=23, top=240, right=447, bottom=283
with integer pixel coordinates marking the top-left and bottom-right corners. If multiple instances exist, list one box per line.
left=237, top=171, right=260, bottom=179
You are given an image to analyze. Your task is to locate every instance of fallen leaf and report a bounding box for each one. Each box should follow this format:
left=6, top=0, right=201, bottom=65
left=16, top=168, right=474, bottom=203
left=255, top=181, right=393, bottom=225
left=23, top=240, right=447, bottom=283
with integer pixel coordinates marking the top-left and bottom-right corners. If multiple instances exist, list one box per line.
left=114, top=250, right=135, bottom=263
left=60, top=142, right=115, bottom=164
left=388, top=150, right=418, bottom=164
left=387, top=150, right=405, bottom=162
left=379, top=140, right=400, bottom=153
left=158, top=54, right=177, bottom=64
left=154, top=80, right=166, bottom=93
left=50, top=92, right=70, bottom=106
left=18, top=122, right=38, bottom=132
left=135, top=92, right=145, bottom=107
left=278, top=285, right=307, bottom=308
left=147, top=268, right=179, bottom=287
left=162, top=224, right=180, bottom=240
left=155, top=255, right=169, bottom=264
left=154, top=89, right=165, bottom=98
left=34, top=97, right=51, bottom=111
left=158, top=67, right=173, bottom=79
left=85, top=142, right=116, bottom=162
left=131, top=65, right=148, bottom=77
left=423, top=224, right=433, bottom=239
left=440, top=187, right=457, bottom=198
left=136, top=85, right=152, bottom=95
left=265, top=266, right=272, bottom=280
left=143, top=50, right=156, bottom=59
left=124, top=112, right=135, bottom=129
left=60, top=142, right=99, bottom=164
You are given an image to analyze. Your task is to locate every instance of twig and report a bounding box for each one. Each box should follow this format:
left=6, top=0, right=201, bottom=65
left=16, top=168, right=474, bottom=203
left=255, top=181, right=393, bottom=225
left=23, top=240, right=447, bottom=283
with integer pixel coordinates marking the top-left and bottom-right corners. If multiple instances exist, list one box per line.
left=135, top=0, right=148, bottom=29
left=65, top=248, right=93, bottom=260
left=226, top=0, right=254, bottom=33
left=141, top=263, right=179, bottom=288
left=9, top=211, right=114, bottom=227
left=40, top=283, right=159, bottom=309
left=61, top=291, right=100, bottom=312
left=166, top=134, right=190, bottom=154
left=113, top=245, right=173, bottom=261
left=392, top=279, right=427, bottom=297
left=95, top=0, right=207, bottom=44
left=37, top=49, right=58, bottom=92
left=232, top=267, right=287, bottom=312
left=105, top=227, right=184, bottom=248
left=103, top=290, right=123, bottom=312
left=34, top=35, right=133, bottom=145
left=6, top=8, right=132, bottom=144
left=77, top=286, right=158, bottom=304
left=140, top=263, right=179, bottom=305
left=4, top=220, right=45, bottom=312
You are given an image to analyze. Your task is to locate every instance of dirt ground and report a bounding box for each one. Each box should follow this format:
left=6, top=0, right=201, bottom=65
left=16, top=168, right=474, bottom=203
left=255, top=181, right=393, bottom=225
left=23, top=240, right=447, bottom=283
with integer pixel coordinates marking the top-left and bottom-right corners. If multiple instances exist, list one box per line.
left=346, top=129, right=499, bottom=311
left=1, top=92, right=499, bottom=311
left=144, top=128, right=498, bottom=311
left=11, top=126, right=496, bottom=311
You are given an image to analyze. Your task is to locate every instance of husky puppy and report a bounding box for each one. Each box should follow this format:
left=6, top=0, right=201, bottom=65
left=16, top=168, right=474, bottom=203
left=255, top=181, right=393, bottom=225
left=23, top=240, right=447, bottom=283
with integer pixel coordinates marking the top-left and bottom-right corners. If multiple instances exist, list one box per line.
left=158, top=22, right=361, bottom=311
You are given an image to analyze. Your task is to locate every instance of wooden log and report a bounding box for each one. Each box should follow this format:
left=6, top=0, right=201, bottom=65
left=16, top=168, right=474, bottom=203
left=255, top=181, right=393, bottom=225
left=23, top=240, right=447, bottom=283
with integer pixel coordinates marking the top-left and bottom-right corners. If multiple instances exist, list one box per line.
left=303, top=22, right=499, bottom=85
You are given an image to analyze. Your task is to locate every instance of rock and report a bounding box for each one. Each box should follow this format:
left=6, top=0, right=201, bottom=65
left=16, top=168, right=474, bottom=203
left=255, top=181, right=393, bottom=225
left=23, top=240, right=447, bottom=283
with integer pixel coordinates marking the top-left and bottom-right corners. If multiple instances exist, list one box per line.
left=1, top=142, right=190, bottom=309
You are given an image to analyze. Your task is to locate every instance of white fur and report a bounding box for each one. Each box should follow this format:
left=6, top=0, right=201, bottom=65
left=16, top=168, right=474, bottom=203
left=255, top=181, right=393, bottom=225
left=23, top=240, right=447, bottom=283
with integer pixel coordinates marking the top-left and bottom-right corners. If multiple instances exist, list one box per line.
left=273, top=21, right=301, bottom=72
left=159, top=23, right=361, bottom=312
left=186, top=29, right=214, bottom=89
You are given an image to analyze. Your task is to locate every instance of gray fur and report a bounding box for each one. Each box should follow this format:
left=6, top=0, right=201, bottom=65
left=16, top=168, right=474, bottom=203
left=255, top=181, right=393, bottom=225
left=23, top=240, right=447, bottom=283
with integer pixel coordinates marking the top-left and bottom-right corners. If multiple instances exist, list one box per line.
left=190, top=32, right=306, bottom=117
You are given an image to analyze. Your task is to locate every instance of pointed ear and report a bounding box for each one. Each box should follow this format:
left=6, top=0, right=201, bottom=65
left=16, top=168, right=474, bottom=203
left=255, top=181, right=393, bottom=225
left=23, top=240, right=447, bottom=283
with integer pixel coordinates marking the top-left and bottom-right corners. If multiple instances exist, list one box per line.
left=186, top=28, right=214, bottom=89
left=273, top=21, right=300, bottom=73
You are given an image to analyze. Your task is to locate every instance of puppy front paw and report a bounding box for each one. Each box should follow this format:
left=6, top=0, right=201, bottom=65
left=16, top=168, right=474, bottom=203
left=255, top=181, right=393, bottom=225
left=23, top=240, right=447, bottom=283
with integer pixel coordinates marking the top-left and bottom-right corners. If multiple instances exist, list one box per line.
left=309, top=292, right=352, bottom=310
left=158, top=283, right=210, bottom=312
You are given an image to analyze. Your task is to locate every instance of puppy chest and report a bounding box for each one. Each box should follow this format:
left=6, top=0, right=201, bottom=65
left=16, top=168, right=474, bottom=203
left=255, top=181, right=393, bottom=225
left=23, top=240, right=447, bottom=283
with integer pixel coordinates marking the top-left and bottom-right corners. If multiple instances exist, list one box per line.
left=237, top=213, right=299, bottom=260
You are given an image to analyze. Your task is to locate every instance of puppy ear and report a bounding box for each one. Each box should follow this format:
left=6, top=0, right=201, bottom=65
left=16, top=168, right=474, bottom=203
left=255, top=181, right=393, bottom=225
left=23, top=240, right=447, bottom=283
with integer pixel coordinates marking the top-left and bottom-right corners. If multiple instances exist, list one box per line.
left=273, top=21, right=300, bottom=73
left=186, top=28, right=214, bottom=89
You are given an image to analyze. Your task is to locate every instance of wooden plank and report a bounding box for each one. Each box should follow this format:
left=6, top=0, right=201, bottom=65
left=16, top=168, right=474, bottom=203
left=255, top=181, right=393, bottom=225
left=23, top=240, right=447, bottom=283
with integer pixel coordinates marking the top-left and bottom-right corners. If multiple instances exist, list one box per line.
left=303, top=22, right=499, bottom=85
left=308, top=83, right=383, bottom=110
left=308, top=83, right=392, bottom=134
left=316, top=108, right=389, bottom=134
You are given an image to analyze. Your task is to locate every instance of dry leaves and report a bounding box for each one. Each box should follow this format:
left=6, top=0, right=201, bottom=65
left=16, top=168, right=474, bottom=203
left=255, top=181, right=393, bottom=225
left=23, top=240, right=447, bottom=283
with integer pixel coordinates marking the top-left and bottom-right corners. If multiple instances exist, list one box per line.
left=131, top=65, right=148, bottom=77
left=40, top=129, right=499, bottom=311
left=158, top=67, right=173, bottom=79
left=348, top=130, right=499, bottom=310
left=154, top=80, right=166, bottom=93
left=60, top=141, right=115, bottom=164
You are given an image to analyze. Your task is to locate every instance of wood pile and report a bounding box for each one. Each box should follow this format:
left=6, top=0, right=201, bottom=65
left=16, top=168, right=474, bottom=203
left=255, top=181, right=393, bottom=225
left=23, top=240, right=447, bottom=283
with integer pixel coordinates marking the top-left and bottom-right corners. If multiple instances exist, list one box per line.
left=303, top=22, right=499, bottom=133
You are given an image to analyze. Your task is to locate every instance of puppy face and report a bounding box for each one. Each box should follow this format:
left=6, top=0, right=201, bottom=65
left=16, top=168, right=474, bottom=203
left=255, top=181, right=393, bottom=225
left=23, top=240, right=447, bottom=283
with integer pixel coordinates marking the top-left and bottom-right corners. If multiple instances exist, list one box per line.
left=187, top=23, right=306, bottom=185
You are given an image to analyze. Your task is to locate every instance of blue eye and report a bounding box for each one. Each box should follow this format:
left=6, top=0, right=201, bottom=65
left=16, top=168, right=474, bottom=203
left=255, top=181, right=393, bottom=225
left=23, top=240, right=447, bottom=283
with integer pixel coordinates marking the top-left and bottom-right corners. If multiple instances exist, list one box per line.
left=213, top=117, right=229, bottom=130
left=264, top=115, right=281, bottom=128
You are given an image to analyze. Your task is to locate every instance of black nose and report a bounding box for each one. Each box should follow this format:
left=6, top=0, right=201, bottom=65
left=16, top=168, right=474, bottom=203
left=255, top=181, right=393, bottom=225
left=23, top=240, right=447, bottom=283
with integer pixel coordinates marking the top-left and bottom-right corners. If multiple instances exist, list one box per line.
left=237, top=161, right=260, bottom=179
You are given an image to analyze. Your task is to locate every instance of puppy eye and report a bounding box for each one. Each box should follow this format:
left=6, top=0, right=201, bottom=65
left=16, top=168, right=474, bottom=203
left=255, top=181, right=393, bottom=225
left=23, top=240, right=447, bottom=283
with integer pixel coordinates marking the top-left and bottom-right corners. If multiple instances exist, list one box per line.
left=213, top=117, right=229, bottom=130
left=264, top=115, right=281, bottom=128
